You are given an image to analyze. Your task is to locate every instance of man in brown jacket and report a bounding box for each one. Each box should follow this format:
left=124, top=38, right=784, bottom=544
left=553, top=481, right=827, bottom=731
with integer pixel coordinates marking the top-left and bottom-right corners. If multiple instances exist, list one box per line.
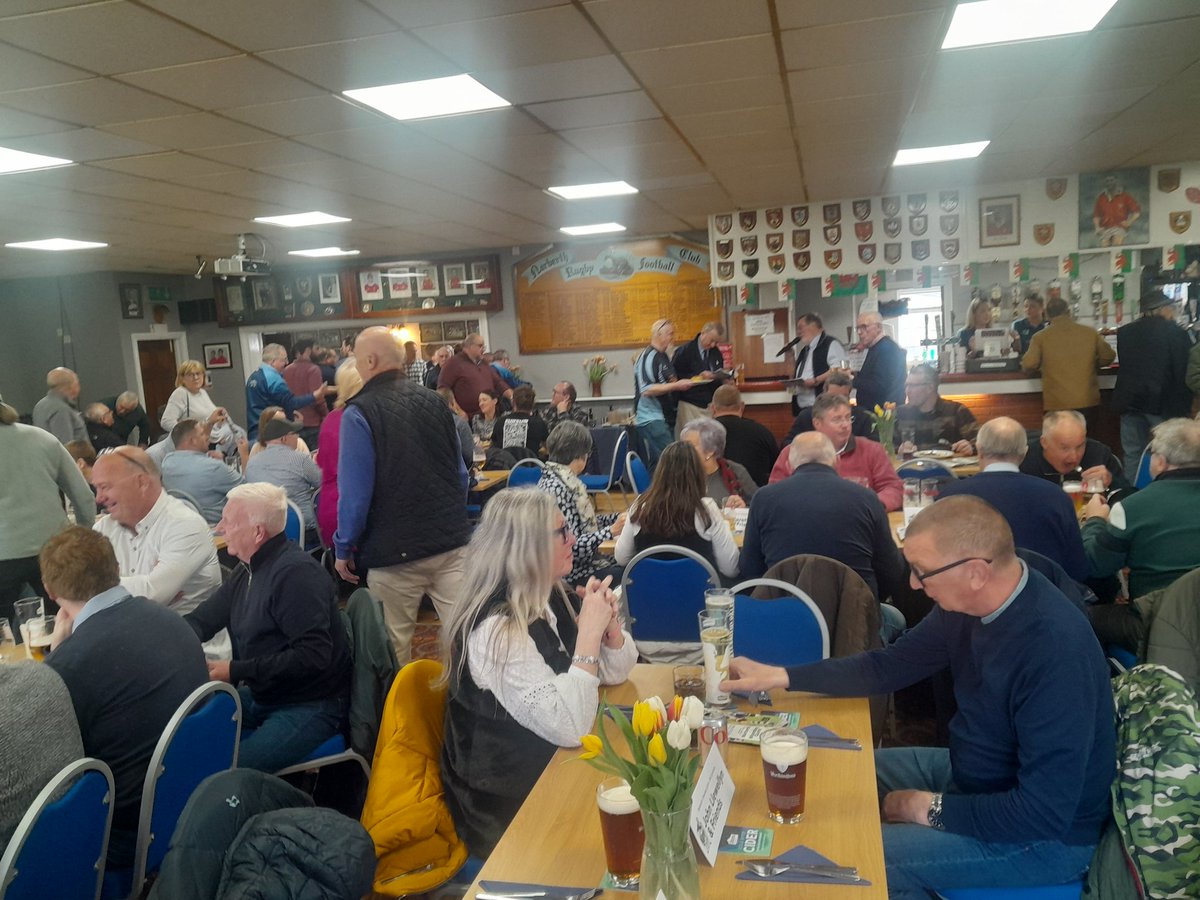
left=1021, top=296, right=1115, bottom=429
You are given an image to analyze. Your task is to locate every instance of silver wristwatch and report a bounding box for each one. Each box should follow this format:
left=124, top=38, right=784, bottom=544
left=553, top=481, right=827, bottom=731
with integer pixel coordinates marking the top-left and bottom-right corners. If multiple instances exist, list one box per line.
left=928, top=792, right=945, bottom=830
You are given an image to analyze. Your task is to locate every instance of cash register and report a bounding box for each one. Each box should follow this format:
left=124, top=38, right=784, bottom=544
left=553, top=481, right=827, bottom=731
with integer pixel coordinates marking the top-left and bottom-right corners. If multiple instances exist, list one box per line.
left=965, top=326, right=1021, bottom=373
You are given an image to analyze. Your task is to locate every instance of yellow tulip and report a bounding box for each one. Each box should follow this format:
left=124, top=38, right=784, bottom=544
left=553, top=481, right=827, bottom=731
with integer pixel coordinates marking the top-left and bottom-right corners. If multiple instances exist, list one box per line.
left=580, top=734, right=603, bottom=760
left=632, top=701, right=658, bottom=737
left=647, top=732, right=667, bottom=766
left=874, top=404, right=884, bottom=416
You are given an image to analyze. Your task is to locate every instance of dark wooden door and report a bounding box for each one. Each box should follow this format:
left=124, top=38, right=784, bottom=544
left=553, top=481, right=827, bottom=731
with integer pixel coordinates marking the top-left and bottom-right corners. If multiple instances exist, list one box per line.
left=137, top=339, right=177, bottom=441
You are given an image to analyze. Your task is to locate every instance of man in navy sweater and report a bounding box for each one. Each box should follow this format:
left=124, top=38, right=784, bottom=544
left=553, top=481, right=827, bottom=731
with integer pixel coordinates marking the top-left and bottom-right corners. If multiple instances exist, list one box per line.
left=938, top=416, right=1088, bottom=581
left=725, top=496, right=1113, bottom=896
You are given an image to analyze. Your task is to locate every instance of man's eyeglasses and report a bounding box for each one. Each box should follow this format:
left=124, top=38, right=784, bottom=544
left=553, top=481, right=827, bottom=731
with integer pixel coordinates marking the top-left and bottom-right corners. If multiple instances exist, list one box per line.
left=911, top=556, right=991, bottom=587
left=552, top=524, right=572, bottom=543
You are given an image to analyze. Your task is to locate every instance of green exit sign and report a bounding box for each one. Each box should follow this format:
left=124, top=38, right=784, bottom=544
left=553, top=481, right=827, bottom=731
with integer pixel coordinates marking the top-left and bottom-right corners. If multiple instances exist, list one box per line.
left=147, top=286, right=171, bottom=302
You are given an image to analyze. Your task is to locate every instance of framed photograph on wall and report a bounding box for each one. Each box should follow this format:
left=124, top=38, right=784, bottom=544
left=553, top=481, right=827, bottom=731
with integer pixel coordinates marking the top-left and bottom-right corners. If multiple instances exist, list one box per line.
left=319, top=273, right=341, bottom=304
left=358, top=269, right=384, bottom=302
left=119, top=283, right=143, bottom=319
left=416, top=264, right=440, bottom=298
left=979, top=195, right=1020, bottom=248
left=386, top=268, right=413, bottom=301
left=465, top=319, right=481, bottom=334
left=1078, top=167, right=1150, bottom=249
left=443, top=320, right=468, bottom=342
left=443, top=263, right=468, bottom=296
left=252, top=280, right=277, bottom=310
left=203, top=342, right=232, bottom=370
left=419, top=321, right=444, bottom=344
left=224, top=283, right=245, bottom=313
left=471, top=260, right=492, bottom=294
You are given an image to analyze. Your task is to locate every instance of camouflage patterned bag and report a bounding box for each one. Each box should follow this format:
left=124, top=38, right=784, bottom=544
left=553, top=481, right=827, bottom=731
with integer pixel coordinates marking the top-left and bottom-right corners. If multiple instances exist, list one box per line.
left=1111, top=665, right=1200, bottom=899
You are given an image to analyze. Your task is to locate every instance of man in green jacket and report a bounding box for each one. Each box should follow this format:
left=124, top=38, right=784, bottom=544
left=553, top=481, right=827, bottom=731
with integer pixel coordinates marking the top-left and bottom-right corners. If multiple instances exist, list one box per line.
left=1084, top=417, right=1200, bottom=652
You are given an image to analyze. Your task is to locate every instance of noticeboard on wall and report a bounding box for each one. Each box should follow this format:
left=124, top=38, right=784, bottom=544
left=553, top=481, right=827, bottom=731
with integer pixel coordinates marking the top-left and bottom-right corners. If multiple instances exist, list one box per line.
left=514, top=238, right=717, bottom=353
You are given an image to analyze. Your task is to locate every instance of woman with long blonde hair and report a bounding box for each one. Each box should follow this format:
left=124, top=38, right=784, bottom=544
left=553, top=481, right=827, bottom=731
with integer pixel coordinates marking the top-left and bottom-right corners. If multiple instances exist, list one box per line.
left=439, top=489, right=635, bottom=859
left=316, top=362, right=364, bottom=546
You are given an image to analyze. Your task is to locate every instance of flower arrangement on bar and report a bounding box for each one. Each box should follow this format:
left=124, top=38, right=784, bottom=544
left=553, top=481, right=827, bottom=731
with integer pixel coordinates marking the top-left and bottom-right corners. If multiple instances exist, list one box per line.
left=582, top=355, right=618, bottom=396
left=579, top=696, right=703, bottom=899
left=864, top=401, right=897, bottom=455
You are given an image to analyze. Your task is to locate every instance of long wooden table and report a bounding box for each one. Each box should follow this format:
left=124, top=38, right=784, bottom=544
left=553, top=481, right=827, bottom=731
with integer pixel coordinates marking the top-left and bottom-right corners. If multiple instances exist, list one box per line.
left=472, top=469, right=511, bottom=493
left=468, top=664, right=887, bottom=898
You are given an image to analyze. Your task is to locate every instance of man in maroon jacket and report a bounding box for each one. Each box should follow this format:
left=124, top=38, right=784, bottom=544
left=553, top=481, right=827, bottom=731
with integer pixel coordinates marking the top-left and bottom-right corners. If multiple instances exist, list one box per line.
left=282, top=339, right=327, bottom=449
left=438, top=333, right=512, bottom=417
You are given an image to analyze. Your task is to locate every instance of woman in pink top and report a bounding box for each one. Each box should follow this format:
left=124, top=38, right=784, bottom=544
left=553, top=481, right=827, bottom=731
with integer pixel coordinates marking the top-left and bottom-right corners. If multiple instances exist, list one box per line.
left=316, top=362, right=363, bottom=547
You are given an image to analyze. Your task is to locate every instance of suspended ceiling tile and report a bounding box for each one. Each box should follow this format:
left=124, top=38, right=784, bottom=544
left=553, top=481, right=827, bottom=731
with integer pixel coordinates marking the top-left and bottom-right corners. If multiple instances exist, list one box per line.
left=140, top=0, right=397, bottom=53
left=0, top=43, right=93, bottom=93
left=0, top=127, right=167, bottom=161
left=115, top=57, right=326, bottom=110
left=190, top=139, right=335, bottom=168
left=559, top=118, right=682, bottom=150
left=526, top=91, right=660, bottom=131
left=364, top=0, right=566, bottom=30
left=0, top=105, right=88, bottom=139
left=412, top=6, right=612, bottom=71
left=582, top=0, right=771, bottom=52
left=405, top=108, right=548, bottom=143
left=474, top=55, right=638, bottom=105
left=674, top=105, right=790, bottom=141
left=0, top=3, right=236, bottom=75
left=788, top=56, right=930, bottom=104
left=0, top=78, right=194, bottom=128
left=781, top=10, right=943, bottom=71
left=1099, top=0, right=1200, bottom=28
left=91, top=151, right=242, bottom=181
left=222, top=95, right=386, bottom=136
left=259, top=33, right=462, bottom=93
left=100, top=114, right=280, bottom=151
left=623, top=35, right=778, bottom=86
left=642, top=182, right=733, bottom=217
left=654, top=76, right=785, bottom=116
left=776, top=0, right=950, bottom=31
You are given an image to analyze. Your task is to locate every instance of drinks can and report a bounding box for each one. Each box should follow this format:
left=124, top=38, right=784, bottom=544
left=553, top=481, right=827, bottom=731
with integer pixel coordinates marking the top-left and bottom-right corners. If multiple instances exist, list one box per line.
left=698, top=714, right=728, bottom=766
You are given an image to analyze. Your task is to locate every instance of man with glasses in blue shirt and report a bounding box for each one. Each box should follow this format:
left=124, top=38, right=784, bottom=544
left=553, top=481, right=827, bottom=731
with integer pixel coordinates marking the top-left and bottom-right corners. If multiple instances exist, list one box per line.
left=724, top=495, right=1114, bottom=897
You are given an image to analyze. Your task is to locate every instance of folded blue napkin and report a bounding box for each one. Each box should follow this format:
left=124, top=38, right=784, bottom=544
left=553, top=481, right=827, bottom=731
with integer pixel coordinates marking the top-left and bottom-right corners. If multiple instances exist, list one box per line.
left=802, top=723, right=862, bottom=750
left=734, top=844, right=871, bottom=886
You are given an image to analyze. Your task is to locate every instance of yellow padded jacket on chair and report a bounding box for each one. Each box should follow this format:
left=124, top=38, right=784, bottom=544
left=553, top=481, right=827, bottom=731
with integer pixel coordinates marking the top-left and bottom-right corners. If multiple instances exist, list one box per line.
left=360, top=658, right=468, bottom=896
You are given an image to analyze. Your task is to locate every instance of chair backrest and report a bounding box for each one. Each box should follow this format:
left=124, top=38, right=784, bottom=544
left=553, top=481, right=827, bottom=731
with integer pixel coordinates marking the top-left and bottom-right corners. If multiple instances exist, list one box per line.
left=596, top=429, right=628, bottom=491
left=507, top=458, right=544, bottom=488
left=131, top=682, right=241, bottom=893
left=624, top=545, right=720, bottom=642
left=283, top=499, right=304, bottom=544
left=0, top=758, right=115, bottom=900
left=1134, top=447, right=1154, bottom=489
left=895, top=459, right=957, bottom=482
left=166, top=488, right=203, bottom=516
left=626, top=451, right=650, bottom=494
left=730, top=578, right=830, bottom=666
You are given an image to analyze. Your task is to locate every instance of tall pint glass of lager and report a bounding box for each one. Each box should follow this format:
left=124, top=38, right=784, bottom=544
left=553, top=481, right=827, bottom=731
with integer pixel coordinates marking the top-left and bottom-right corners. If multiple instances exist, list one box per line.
left=597, top=778, right=643, bottom=887
left=760, top=727, right=809, bottom=824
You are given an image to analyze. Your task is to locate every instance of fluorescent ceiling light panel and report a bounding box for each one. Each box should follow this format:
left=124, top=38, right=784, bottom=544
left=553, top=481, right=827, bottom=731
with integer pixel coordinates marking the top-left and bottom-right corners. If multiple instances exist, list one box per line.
left=942, top=0, right=1119, bottom=49
left=547, top=181, right=639, bottom=200
left=343, top=74, right=510, bottom=121
left=287, top=247, right=360, bottom=258
left=0, top=147, right=74, bottom=175
left=561, top=223, right=626, bottom=236
left=254, top=211, right=351, bottom=227
left=893, top=140, right=990, bottom=166
left=5, top=238, right=106, bottom=251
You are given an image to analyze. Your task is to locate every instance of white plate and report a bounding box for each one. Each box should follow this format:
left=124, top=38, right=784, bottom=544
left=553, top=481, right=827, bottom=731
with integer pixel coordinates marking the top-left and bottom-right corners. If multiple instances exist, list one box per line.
left=915, top=449, right=954, bottom=459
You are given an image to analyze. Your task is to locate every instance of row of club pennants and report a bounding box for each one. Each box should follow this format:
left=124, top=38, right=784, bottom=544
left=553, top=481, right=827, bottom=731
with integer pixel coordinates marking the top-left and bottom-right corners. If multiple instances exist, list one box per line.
left=733, top=246, right=1189, bottom=306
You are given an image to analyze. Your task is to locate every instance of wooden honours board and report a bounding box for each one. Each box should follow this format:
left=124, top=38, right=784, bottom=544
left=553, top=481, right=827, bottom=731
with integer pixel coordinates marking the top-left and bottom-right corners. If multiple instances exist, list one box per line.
left=515, top=237, right=718, bottom=353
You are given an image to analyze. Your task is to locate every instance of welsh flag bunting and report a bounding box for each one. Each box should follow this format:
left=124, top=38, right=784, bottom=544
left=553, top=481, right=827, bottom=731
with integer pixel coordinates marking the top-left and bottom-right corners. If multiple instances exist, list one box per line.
left=962, top=263, right=979, bottom=287
left=738, top=283, right=758, bottom=307
left=916, top=266, right=932, bottom=289
left=871, top=270, right=887, bottom=293
left=1165, top=245, right=1186, bottom=270
left=1060, top=253, right=1079, bottom=278
left=1111, top=250, right=1133, bottom=275
left=822, top=274, right=867, bottom=297
left=1009, top=258, right=1031, bottom=282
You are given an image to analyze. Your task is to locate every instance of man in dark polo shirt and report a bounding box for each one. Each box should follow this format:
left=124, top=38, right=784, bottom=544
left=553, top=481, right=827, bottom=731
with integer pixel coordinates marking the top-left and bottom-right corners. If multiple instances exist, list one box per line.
left=42, top=525, right=207, bottom=867
left=438, top=333, right=512, bottom=418
left=711, top=384, right=778, bottom=487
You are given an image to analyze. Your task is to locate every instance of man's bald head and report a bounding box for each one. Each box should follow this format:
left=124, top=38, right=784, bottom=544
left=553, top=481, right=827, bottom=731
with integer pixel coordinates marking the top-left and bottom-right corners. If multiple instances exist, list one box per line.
left=47, top=367, right=80, bottom=401
left=788, top=431, right=837, bottom=469
left=354, top=326, right=404, bottom=382
left=975, top=416, right=1028, bottom=465
left=906, top=495, right=1015, bottom=566
left=91, top=446, right=162, bottom=528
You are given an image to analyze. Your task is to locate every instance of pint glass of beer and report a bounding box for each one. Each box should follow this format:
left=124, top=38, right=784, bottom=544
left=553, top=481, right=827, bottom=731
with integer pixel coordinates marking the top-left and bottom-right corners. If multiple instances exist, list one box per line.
left=760, top=727, right=809, bottom=824
left=698, top=612, right=732, bottom=706
left=1062, top=480, right=1085, bottom=515
left=26, top=615, right=55, bottom=662
left=597, top=778, right=643, bottom=887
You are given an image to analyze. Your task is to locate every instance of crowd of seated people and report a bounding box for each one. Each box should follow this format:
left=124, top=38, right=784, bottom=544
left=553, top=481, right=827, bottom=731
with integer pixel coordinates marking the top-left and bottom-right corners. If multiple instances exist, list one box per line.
left=9, top=311, right=1200, bottom=900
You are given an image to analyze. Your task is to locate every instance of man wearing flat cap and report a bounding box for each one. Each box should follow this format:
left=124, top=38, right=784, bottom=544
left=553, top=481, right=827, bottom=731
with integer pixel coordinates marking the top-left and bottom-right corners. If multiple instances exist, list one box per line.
left=1112, top=289, right=1192, bottom=474
left=243, top=413, right=321, bottom=545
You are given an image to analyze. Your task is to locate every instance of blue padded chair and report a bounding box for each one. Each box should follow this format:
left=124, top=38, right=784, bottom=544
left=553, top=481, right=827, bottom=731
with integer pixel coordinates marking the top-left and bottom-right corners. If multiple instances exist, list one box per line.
left=0, top=758, right=115, bottom=900
left=623, top=545, right=719, bottom=642
left=581, top=429, right=629, bottom=504
left=625, top=451, right=650, bottom=495
left=895, top=458, right=957, bottom=482
left=506, top=458, right=544, bottom=489
left=1134, top=448, right=1153, bottom=489
left=1107, top=644, right=1138, bottom=674
left=730, top=578, right=830, bottom=667
left=102, top=682, right=241, bottom=900
left=936, top=882, right=1085, bottom=899
left=284, top=499, right=304, bottom=543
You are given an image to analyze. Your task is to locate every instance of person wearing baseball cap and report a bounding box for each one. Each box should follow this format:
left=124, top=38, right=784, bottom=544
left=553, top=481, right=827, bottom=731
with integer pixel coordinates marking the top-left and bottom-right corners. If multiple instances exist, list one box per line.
left=243, top=411, right=320, bottom=545
left=1112, top=289, right=1192, bottom=475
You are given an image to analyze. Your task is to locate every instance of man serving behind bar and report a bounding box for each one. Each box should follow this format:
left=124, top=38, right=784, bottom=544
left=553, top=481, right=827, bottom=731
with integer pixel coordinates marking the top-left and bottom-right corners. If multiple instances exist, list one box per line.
left=724, top=496, right=1113, bottom=897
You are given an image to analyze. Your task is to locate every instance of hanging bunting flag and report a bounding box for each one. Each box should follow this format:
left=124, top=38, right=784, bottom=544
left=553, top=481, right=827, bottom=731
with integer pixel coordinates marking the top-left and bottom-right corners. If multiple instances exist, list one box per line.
left=871, top=270, right=887, bottom=293
left=1112, top=249, right=1133, bottom=275
left=1009, top=258, right=1031, bottom=282
left=739, top=282, right=758, bottom=307
left=961, top=262, right=979, bottom=287
left=821, top=275, right=833, bottom=298
left=822, top=274, right=868, bottom=297
left=916, top=266, right=932, bottom=288
left=1060, top=253, right=1079, bottom=279
left=1165, top=245, right=1186, bottom=270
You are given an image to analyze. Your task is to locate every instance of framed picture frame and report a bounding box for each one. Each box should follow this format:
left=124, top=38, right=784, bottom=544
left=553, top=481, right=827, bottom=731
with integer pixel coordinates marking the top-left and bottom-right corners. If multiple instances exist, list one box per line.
left=203, top=342, right=232, bottom=370
left=224, top=283, right=245, bottom=313
left=443, top=320, right=468, bottom=342
left=252, top=279, right=277, bottom=310
left=471, top=260, right=492, bottom=294
left=386, top=267, right=414, bottom=301
left=419, top=321, right=444, bottom=344
left=416, top=264, right=440, bottom=298
left=358, top=269, right=384, bottom=303
left=443, top=263, right=468, bottom=296
left=119, top=283, right=143, bottom=319
left=979, top=195, right=1020, bottom=248
left=319, top=273, right=341, bottom=304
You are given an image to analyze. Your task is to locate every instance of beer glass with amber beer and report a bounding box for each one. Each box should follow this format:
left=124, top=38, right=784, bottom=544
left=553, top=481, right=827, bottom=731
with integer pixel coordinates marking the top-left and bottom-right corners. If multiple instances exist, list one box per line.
left=760, top=727, right=809, bottom=824
left=1062, top=480, right=1085, bottom=516
left=597, top=778, right=643, bottom=887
